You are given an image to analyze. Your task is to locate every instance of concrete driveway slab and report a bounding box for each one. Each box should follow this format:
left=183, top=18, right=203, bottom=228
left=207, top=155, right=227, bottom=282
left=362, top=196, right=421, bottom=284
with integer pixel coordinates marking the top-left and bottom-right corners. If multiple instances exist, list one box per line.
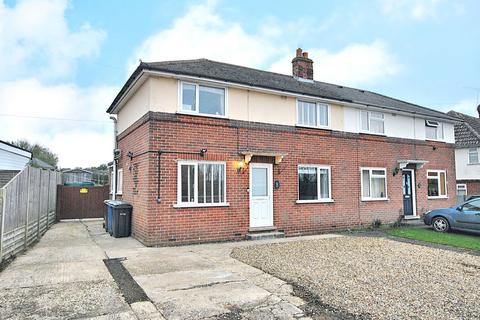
left=134, top=269, right=246, bottom=292
left=0, top=259, right=111, bottom=289
left=0, top=280, right=130, bottom=320
left=10, top=244, right=106, bottom=265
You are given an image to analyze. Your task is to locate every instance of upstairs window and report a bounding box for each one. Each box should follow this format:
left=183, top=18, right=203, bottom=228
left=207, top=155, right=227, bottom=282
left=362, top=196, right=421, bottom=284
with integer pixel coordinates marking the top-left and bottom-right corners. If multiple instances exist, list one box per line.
left=297, top=100, right=329, bottom=128
left=361, top=168, right=387, bottom=200
left=181, top=82, right=226, bottom=117
left=469, top=148, right=479, bottom=164
left=425, top=120, right=444, bottom=140
left=427, top=170, right=447, bottom=198
left=360, top=111, right=385, bottom=134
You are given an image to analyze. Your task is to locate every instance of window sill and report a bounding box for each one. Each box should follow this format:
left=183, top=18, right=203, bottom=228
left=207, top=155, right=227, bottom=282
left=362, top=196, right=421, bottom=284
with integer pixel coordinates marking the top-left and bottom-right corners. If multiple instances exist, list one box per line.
left=359, top=131, right=386, bottom=137
left=467, top=163, right=480, bottom=166
left=296, top=199, right=334, bottom=204
left=427, top=196, right=448, bottom=200
left=425, top=138, right=445, bottom=143
left=361, top=198, right=389, bottom=202
left=177, top=111, right=228, bottom=120
left=296, top=124, right=331, bottom=131
left=173, top=202, right=230, bottom=208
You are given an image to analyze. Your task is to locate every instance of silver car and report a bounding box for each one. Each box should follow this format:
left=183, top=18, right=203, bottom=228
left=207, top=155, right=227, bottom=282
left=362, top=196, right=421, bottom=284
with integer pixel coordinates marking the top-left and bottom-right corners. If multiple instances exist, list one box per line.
left=424, top=198, right=480, bottom=232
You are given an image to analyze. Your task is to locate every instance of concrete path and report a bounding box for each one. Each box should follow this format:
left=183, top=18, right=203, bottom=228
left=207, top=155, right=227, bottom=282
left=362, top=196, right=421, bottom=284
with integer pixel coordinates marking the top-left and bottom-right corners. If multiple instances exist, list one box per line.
left=0, top=220, right=341, bottom=320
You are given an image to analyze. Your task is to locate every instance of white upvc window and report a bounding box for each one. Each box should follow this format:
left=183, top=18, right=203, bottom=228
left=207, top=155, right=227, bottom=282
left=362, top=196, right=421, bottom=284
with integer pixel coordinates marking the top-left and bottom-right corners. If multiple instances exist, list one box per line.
left=116, top=169, right=123, bottom=195
left=297, top=165, right=332, bottom=203
left=468, top=147, right=479, bottom=164
left=361, top=168, right=387, bottom=201
left=360, top=111, right=385, bottom=134
left=297, top=100, right=330, bottom=128
left=176, top=161, right=227, bottom=207
left=425, top=120, right=444, bottom=140
left=180, top=81, right=227, bottom=117
left=427, top=170, right=447, bottom=199
left=456, top=184, right=467, bottom=196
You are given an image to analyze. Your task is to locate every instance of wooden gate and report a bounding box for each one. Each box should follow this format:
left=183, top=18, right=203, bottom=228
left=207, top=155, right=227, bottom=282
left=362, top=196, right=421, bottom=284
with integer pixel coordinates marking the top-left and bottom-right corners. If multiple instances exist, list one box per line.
left=56, top=185, right=110, bottom=220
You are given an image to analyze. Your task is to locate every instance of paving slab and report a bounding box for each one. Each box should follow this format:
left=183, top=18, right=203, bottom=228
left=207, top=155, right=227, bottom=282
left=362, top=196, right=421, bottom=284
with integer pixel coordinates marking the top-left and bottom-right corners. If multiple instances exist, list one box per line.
left=0, top=259, right=111, bottom=289
left=151, top=281, right=273, bottom=320
left=0, top=280, right=130, bottom=320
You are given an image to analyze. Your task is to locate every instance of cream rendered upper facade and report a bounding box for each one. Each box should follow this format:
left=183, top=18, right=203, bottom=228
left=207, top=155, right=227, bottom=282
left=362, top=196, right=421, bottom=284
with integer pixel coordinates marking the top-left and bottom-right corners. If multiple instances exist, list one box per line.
left=115, top=73, right=455, bottom=144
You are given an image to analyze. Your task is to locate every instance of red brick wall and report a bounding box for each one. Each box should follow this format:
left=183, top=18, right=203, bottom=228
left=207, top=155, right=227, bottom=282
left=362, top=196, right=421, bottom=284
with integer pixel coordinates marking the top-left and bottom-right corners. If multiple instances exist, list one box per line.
left=117, top=112, right=456, bottom=246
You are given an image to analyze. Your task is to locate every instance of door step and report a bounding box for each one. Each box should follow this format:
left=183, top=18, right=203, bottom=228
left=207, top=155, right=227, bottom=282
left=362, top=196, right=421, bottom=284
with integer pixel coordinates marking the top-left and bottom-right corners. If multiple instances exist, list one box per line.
left=248, top=226, right=277, bottom=232
left=246, top=230, right=285, bottom=241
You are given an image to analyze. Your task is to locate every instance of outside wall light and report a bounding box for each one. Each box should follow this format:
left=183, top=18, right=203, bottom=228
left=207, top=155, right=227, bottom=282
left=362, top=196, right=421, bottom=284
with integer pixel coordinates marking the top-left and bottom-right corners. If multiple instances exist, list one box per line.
left=236, top=160, right=246, bottom=174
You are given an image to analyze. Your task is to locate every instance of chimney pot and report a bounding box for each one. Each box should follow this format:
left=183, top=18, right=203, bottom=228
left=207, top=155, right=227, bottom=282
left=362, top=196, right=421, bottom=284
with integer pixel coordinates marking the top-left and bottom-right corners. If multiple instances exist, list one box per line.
left=477, top=104, right=480, bottom=118
left=292, top=48, right=314, bottom=80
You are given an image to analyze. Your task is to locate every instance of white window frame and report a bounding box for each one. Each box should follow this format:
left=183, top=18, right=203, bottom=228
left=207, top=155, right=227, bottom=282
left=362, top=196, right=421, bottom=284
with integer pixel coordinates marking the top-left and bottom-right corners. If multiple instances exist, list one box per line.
left=360, top=167, right=388, bottom=201
left=456, top=183, right=467, bottom=195
left=360, top=111, right=385, bottom=135
left=175, top=160, right=229, bottom=208
left=425, top=120, right=444, bottom=141
left=427, top=170, right=448, bottom=199
left=116, top=169, right=123, bottom=195
left=468, top=147, right=479, bottom=164
left=296, top=164, right=333, bottom=203
left=178, top=81, right=228, bottom=118
left=296, top=100, right=331, bottom=129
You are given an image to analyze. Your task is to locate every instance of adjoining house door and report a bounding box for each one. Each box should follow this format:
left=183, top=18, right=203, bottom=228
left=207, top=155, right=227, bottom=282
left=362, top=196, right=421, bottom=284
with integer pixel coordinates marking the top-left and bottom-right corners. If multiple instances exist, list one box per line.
left=249, top=163, right=273, bottom=228
left=402, top=170, right=416, bottom=217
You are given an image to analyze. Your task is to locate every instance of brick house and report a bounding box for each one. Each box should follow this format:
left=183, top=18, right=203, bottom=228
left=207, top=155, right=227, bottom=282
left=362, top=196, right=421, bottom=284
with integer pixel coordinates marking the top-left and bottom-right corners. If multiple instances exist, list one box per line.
left=107, top=48, right=458, bottom=246
left=447, top=108, right=480, bottom=200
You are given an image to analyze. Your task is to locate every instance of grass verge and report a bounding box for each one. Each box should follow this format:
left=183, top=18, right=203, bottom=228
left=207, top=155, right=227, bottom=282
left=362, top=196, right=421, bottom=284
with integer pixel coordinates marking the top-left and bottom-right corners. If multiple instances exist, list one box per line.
left=386, top=227, right=480, bottom=251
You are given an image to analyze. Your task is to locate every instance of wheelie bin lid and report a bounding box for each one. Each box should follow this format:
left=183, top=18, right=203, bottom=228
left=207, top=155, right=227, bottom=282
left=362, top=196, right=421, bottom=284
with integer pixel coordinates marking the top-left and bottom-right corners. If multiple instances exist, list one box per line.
left=104, top=200, right=132, bottom=209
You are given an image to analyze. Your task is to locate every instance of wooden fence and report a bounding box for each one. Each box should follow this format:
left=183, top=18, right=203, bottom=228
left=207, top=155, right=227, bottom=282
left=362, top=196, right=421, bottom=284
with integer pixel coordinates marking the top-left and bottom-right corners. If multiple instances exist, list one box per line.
left=0, top=166, right=61, bottom=263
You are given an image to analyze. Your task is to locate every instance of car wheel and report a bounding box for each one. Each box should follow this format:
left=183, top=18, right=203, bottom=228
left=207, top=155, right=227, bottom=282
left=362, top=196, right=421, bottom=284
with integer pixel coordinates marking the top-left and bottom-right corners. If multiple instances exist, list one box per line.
left=432, top=217, right=449, bottom=232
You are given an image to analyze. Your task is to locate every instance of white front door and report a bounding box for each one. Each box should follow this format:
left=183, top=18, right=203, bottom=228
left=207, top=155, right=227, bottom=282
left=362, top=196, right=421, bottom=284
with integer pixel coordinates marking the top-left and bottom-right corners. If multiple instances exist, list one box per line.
left=249, top=163, right=273, bottom=228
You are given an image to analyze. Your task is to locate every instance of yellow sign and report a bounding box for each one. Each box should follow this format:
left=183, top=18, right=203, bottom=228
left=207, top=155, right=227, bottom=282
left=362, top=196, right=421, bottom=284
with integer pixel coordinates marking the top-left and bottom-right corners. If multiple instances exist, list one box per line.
left=80, top=188, right=88, bottom=194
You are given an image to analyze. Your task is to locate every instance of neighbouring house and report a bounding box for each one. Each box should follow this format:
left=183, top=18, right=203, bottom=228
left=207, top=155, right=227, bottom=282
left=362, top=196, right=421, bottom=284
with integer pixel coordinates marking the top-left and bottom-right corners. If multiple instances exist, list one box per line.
left=0, top=140, right=32, bottom=187
left=107, top=48, right=458, bottom=246
left=31, top=157, right=56, bottom=170
left=447, top=108, right=480, bottom=200
left=62, top=168, right=93, bottom=185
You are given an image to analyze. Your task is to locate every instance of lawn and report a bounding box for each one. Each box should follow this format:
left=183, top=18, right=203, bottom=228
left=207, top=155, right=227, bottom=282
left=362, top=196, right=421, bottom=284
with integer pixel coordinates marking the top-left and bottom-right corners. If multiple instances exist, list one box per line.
left=386, top=227, right=480, bottom=251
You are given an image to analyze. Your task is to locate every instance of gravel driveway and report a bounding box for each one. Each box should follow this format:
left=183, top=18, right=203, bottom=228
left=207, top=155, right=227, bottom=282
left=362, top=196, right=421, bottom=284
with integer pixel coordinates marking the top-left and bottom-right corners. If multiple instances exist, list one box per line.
left=231, top=236, right=480, bottom=320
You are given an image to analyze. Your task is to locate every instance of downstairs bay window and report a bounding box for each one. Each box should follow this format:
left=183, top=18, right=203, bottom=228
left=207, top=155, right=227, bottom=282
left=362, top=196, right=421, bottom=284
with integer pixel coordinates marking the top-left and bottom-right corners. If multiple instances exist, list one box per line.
left=297, top=165, right=332, bottom=202
left=361, top=168, right=387, bottom=200
left=427, top=170, right=447, bottom=198
left=176, top=161, right=227, bottom=207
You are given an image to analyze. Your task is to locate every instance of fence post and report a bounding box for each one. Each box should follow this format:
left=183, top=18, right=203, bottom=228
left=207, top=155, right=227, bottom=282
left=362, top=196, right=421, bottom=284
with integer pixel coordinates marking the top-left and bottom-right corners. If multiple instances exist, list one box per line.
left=24, top=167, right=31, bottom=249
left=0, top=188, right=5, bottom=261
left=46, top=171, right=51, bottom=229
left=37, top=170, right=42, bottom=240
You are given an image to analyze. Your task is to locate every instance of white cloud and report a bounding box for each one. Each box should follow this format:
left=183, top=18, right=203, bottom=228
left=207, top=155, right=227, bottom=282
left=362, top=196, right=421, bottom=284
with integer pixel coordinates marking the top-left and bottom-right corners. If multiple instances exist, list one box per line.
left=380, top=0, right=443, bottom=21
left=0, top=0, right=105, bottom=80
left=269, top=41, right=401, bottom=87
left=0, top=0, right=111, bottom=168
left=128, top=0, right=286, bottom=73
left=0, top=79, right=117, bottom=168
left=450, top=98, right=479, bottom=117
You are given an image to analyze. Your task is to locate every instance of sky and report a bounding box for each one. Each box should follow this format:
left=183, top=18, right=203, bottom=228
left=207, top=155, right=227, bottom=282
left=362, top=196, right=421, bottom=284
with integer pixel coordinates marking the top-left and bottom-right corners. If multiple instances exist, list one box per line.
left=0, top=0, right=479, bottom=168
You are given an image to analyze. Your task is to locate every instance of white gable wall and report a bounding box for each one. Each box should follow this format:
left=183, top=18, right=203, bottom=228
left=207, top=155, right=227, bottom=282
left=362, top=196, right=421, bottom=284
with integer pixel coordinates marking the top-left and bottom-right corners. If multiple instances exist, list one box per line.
left=455, top=148, right=480, bottom=180
left=0, top=144, right=31, bottom=170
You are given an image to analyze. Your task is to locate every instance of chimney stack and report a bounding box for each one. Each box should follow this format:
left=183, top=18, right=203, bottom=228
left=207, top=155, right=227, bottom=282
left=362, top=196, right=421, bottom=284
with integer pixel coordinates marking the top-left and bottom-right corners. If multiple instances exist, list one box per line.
left=292, top=48, right=313, bottom=80
left=477, top=104, right=480, bottom=118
